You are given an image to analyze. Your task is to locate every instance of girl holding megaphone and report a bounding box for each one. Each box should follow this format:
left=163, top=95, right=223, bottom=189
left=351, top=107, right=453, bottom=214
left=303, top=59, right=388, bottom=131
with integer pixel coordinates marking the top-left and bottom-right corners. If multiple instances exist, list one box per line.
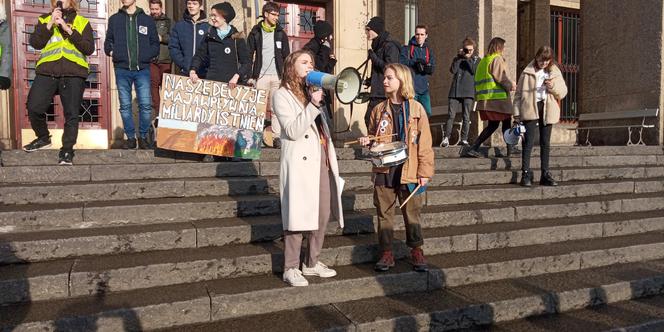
left=272, top=49, right=345, bottom=287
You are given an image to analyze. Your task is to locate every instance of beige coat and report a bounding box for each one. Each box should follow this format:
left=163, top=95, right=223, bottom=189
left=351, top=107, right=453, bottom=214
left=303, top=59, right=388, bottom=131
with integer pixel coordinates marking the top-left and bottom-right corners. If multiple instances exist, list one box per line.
left=513, top=61, right=568, bottom=125
left=367, top=99, right=435, bottom=183
left=272, top=87, right=344, bottom=231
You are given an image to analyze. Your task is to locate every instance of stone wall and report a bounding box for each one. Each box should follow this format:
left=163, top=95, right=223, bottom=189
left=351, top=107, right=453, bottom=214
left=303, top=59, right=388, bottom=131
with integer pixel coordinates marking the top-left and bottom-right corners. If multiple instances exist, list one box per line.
left=580, top=0, right=663, bottom=145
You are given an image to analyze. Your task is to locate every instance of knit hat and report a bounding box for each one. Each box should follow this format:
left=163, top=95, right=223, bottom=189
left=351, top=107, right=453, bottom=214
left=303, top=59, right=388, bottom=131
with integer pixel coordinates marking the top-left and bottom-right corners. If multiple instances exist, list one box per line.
left=314, top=21, right=333, bottom=39
left=366, top=16, right=385, bottom=34
left=212, top=2, right=236, bottom=23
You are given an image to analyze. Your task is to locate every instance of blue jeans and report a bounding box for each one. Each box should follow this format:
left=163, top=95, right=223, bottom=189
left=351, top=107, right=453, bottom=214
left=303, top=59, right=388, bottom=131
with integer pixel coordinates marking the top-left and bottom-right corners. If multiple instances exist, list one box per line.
left=415, top=92, right=431, bottom=117
left=115, top=67, right=152, bottom=139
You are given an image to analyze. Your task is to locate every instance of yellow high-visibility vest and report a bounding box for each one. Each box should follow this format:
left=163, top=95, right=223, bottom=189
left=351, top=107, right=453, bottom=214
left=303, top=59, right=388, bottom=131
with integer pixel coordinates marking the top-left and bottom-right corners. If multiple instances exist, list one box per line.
left=474, top=53, right=507, bottom=101
left=36, top=14, right=89, bottom=70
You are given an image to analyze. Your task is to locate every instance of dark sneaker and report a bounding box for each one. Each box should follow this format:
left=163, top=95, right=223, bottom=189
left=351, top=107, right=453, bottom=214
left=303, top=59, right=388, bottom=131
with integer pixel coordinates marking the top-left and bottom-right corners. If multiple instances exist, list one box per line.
left=520, top=170, right=533, bottom=187
left=540, top=171, right=559, bottom=186
left=374, top=251, right=395, bottom=272
left=138, top=137, right=150, bottom=150
left=123, top=138, right=137, bottom=150
left=410, top=247, right=428, bottom=272
left=23, top=136, right=52, bottom=152
left=463, top=148, right=482, bottom=158
left=58, top=150, right=74, bottom=166
left=273, top=137, right=282, bottom=149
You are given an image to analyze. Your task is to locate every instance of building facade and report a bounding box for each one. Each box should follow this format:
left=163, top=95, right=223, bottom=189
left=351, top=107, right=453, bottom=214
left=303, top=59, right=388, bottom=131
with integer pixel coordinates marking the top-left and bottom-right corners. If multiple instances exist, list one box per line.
left=0, top=0, right=661, bottom=149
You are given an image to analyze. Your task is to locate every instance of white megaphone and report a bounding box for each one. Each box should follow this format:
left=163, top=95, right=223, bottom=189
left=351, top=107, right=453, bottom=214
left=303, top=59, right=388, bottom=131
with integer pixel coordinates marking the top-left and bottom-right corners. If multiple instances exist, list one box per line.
left=305, top=67, right=362, bottom=105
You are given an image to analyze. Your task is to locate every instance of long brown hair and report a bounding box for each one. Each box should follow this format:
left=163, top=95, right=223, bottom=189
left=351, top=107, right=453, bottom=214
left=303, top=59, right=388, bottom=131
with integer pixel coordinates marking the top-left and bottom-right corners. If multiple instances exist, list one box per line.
left=535, top=45, right=555, bottom=72
left=486, top=37, right=505, bottom=55
left=280, top=49, right=315, bottom=105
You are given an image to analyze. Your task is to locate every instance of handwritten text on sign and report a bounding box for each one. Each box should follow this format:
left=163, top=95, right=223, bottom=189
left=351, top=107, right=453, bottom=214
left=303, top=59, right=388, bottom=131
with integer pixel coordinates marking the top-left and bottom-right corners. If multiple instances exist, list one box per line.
left=157, top=74, right=268, bottom=159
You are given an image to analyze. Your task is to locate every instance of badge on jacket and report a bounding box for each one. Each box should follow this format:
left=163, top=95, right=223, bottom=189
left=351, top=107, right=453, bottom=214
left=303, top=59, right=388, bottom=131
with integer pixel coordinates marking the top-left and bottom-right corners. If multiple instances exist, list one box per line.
left=225, top=47, right=231, bottom=54
left=276, top=41, right=282, bottom=49
left=199, top=29, right=205, bottom=35
left=139, top=26, right=148, bottom=35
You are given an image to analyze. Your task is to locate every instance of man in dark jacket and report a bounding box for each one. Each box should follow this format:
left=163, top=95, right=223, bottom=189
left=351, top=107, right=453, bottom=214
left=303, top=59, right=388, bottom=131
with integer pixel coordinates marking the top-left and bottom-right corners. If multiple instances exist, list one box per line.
left=364, top=16, right=400, bottom=128
left=169, top=0, right=210, bottom=77
left=149, top=0, right=171, bottom=115
left=303, top=21, right=336, bottom=117
left=104, top=0, right=159, bottom=149
left=400, top=25, right=435, bottom=117
left=247, top=1, right=290, bottom=148
left=444, top=37, right=480, bottom=147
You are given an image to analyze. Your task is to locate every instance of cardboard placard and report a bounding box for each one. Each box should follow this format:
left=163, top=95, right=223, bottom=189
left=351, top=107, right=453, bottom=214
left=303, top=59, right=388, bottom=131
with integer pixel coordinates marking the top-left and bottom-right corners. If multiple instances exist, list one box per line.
left=156, top=74, right=268, bottom=159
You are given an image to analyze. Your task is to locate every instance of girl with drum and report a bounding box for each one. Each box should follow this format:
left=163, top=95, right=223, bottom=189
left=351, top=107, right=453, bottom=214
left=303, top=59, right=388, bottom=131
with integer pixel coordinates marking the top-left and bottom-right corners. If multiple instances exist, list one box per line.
left=272, top=49, right=345, bottom=287
left=359, top=63, right=435, bottom=272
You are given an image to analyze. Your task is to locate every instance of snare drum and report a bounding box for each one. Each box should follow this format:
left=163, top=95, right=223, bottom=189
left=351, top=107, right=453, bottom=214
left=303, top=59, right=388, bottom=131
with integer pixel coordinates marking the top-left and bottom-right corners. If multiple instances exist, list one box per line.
left=369, top=141, right=408, bottom=167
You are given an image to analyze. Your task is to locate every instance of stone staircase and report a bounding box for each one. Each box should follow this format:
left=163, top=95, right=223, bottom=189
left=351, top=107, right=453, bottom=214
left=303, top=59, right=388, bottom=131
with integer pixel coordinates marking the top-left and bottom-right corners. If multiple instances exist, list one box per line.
left=0, top=146, right=663, bottom=331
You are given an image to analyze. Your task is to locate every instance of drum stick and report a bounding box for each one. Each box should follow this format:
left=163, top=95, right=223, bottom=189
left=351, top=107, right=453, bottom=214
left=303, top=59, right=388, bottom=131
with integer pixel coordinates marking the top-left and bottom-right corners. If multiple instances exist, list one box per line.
left=399, top=184, right=423, bottom=209
left=345, top=133, right=396, bottom=145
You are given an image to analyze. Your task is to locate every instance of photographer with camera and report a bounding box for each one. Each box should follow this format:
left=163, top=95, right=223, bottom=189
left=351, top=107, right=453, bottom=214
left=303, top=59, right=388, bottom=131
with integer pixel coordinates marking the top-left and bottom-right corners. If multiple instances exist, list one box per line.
left=443, top=37, right=480, bottom=147
left=400, top=25, right=435, bottom=117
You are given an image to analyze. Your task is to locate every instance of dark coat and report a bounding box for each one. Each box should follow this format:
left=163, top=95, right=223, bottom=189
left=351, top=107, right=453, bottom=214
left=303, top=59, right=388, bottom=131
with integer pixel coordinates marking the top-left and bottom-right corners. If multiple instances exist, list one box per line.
left=368, top=31, right=400, bottom=98
left=168, top=10, right=210, bottom=76
left=400, top=37, right=435, bottom=95
left=448, top=54, right=480, bottom=99
left=152, top=13, right=172, bottom=63
left=104, top=7, right=159, bottom=71
left=190, top=26, right=251, bottom=84
left=30, top=9, right=95, bottom=78
left=303, top=38, right=336, bottom=74
left=247, top=21, right=290, bottom=79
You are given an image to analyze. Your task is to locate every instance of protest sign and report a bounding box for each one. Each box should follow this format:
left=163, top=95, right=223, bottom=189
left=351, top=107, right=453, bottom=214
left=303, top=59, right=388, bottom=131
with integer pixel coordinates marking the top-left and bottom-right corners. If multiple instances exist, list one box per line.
left=156, top=74, right=268, bottom=159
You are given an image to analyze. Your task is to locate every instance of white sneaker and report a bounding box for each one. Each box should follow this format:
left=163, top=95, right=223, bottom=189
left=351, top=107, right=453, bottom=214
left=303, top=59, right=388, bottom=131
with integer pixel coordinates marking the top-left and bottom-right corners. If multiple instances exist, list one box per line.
left=283, top=268, right=309, bottom=286
left=441, top=137, right=450, bottom=147
left=302, top=262, right=337, bottom=278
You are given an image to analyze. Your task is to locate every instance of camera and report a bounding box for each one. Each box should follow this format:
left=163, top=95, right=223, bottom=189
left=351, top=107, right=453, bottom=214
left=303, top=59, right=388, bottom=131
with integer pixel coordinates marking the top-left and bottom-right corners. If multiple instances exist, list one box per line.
left=463, top=48, right=471, bottom=54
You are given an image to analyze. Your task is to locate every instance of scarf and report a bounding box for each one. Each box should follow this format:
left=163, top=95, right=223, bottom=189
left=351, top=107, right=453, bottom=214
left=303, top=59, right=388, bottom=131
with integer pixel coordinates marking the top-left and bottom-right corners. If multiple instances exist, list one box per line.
left=261, top=20, right=276, bottom=33
left=216, top=25, right=231, bottom=40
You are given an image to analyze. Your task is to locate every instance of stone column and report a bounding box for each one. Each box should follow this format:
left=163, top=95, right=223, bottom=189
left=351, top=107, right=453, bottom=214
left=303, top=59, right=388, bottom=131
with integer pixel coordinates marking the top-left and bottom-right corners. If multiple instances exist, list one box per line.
left=332, top=0, right=379, bottom=143
left=581, top=0, right=663, bottom=145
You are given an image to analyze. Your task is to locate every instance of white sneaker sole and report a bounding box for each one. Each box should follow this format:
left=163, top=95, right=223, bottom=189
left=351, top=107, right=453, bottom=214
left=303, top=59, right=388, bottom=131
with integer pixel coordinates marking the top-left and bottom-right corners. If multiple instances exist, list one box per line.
left=283, top=278, right=309, bottom=287
left=302, top=270, right=337, bottom=278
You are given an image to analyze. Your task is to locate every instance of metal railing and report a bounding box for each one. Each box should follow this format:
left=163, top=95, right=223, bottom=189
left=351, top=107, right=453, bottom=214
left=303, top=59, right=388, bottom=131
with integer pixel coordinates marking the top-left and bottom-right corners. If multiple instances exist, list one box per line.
left=551, top=9, right=580, bottom=122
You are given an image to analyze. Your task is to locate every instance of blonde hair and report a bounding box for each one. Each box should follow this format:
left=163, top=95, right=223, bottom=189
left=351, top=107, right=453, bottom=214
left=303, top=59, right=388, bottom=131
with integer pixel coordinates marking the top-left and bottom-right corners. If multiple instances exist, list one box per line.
left=384, top=63, right=415, bottom=100
left=51, top=0, right=79, bottom=11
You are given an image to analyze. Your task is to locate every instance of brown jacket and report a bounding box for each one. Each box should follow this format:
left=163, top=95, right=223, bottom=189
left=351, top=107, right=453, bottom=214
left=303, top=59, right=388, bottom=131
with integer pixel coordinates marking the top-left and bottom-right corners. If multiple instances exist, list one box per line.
left=368, top=99, right=435, bottom=183
left=513, top=61, right=568, bottom=125
left=475, top=54, right=515, bottom=114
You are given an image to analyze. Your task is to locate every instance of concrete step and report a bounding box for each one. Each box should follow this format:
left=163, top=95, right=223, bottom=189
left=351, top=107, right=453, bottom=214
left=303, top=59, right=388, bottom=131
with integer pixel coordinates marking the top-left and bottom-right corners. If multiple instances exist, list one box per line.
left=2, top=165, right=663, bottom=205
left=1, top=179, right=663, bottom=233
left=2, top=226, right=664, bottom=305
left=488, top=296, right=664, bottom=331
left=3, top=239, right=664, bottom=331
left=2, top=202, right=663, bottom=264
left=2, top=146, right=661, bottom=167
left=1, top=153, right=662, bottom=184
left=157, top=261, right=664, bottom=332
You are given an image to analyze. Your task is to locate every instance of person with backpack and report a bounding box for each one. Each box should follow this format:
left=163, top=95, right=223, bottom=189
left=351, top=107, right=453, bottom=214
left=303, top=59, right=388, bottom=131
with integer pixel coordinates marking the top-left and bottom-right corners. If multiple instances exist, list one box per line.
left=400, top=24, right=435, bottom=117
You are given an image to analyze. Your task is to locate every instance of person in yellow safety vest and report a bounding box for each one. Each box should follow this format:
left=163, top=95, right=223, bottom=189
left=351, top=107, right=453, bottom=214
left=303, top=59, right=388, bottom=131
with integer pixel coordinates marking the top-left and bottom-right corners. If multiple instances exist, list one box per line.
left=462, top=37, right=517, bottom=159
left=22, top=0, right=95, bottom=166
left=0, top=5, right=11, bottom=90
